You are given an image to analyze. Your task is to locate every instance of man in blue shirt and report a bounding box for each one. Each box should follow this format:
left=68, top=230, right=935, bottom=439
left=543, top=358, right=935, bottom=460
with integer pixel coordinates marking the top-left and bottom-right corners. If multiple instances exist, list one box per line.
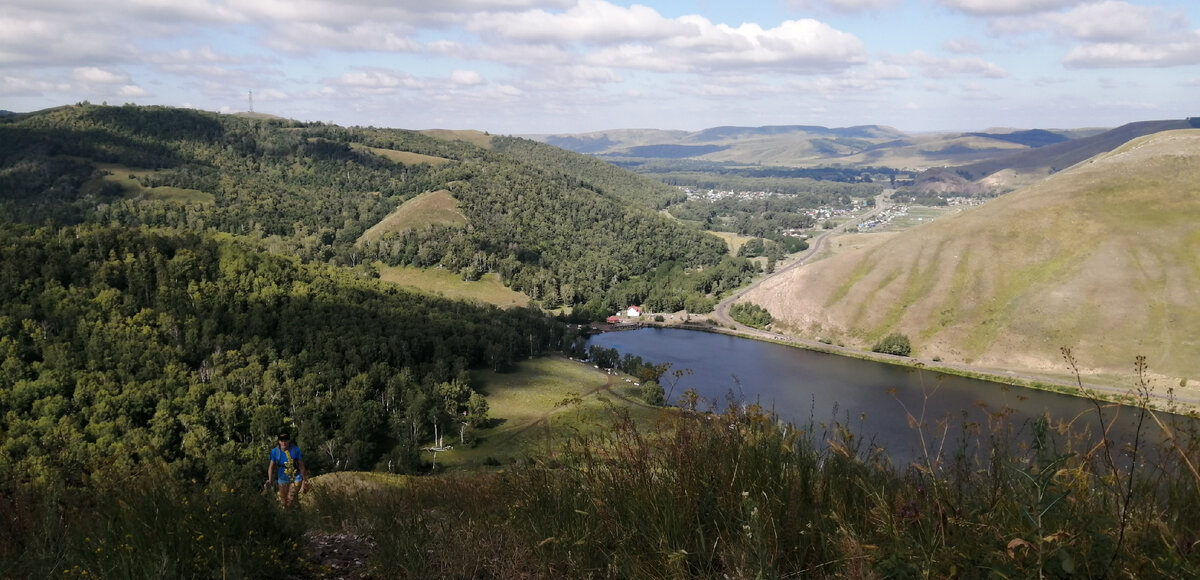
left=267, top=432, right=307, bottom=508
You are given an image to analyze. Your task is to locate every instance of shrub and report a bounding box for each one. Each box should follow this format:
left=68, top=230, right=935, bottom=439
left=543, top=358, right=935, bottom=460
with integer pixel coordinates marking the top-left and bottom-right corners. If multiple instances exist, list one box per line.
left=872, top=332, right=911, bottom=356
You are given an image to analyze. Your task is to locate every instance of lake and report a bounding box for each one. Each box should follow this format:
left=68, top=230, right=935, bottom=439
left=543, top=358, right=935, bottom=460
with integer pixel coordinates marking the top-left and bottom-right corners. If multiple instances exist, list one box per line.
left=587, top=327, right=1165, bottom=463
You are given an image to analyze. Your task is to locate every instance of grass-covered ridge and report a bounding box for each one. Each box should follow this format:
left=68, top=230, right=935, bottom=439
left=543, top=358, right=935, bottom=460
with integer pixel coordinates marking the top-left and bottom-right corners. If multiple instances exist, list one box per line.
left=357, top=189, right=467, bottom=243
left=746, top=129, right=1200, bottom=381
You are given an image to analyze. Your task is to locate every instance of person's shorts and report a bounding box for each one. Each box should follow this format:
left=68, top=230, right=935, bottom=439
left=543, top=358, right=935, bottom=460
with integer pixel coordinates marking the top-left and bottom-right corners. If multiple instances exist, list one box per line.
left=277, top=475, right=302, bottom=485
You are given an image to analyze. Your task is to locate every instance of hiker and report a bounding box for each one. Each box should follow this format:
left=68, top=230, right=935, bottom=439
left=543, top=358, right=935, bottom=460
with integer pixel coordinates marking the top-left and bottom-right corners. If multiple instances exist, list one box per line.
left=267, top=432, right=307, bottom=508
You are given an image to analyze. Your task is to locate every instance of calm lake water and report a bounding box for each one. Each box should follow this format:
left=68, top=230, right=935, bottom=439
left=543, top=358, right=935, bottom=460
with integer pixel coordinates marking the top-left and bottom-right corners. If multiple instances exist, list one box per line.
left=587, top=328, right=1165, bottom=462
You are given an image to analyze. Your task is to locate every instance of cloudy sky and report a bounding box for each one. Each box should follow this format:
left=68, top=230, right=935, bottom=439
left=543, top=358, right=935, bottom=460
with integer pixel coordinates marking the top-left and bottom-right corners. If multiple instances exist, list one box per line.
left=2, top=0, right=1198, bottom=133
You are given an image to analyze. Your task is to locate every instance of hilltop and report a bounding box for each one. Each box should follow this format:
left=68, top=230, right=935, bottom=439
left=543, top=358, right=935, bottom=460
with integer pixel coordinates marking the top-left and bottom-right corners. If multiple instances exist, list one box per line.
left=742, top=129, right=1200, bottom=384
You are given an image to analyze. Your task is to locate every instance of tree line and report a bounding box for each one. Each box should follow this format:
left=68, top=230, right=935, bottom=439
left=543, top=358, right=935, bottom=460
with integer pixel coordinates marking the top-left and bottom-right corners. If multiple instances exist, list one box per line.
left=1, top=104, right=738, bottom=313
left=0, top=224, right=569, bottom=492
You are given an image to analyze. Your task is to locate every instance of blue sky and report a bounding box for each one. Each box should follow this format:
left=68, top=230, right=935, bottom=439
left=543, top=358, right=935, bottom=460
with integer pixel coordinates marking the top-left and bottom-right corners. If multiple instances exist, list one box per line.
left=2, top=0, right=1198, bottom=134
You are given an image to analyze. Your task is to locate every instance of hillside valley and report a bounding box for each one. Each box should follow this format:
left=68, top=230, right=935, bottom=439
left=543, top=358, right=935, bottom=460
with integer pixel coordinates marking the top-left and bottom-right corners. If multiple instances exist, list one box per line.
left=3, top=104, right=1200, bottom=578
left=742, top=129, right=1200, bottom=386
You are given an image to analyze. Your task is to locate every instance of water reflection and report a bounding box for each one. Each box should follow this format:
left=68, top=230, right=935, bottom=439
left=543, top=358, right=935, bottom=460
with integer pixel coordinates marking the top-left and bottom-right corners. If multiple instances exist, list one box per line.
left=587, top=328, right=1180, bottom=464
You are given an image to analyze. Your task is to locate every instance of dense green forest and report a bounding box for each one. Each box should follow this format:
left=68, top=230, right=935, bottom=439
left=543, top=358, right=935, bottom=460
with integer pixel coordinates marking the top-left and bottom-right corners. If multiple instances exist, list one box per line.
left=0, top=224, right=567, bottom=489
left=0, top=104, right=743, bottom=312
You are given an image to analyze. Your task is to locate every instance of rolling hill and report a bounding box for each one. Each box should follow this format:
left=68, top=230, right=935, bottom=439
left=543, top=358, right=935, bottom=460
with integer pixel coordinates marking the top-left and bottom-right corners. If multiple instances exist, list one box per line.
left=742, top=129, right=1200, bottom=382
left=529, top=124, right=1082, bottom=170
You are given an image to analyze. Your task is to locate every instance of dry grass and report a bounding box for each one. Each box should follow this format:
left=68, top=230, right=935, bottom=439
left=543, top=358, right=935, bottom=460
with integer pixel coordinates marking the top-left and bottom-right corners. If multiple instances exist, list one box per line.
left=377, top=265, right=530, bottom=308
left=708, top=231, right=757, bottom=256
left=357, top=190, right=467, bottom=243
left=745, top=129, right=1200, bottom=383
left=419, top=129, right=494, bottom=149
left=349, top=143, right=449, bottom=166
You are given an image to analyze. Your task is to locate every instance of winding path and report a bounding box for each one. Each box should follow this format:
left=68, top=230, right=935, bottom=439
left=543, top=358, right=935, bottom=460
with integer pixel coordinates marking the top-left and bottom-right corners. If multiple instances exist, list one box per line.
left=711, top=192, right=891, bottom=331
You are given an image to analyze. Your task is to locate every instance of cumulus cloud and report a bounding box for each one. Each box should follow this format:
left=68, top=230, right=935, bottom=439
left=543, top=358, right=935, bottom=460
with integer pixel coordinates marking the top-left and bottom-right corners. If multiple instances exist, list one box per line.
left=938, top=0, right=1083, bottom=17
left=467, top=0, right=695, bottom=42
left=1051, top=0, right=1186, bottom=42
left=0, top=74, right=71, bottom=95
left=1050, top=1, right=1200, bottom=68
left=73, top=67, right=130, bottom=85
left=468, top=1, right=864, bottom=73
left=784, top=0, right=901, bottom=13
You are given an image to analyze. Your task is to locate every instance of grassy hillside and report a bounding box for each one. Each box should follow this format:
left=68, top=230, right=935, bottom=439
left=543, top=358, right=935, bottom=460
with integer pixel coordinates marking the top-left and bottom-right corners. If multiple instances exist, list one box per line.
left=357, top=189, right=466, bottom=243
left=744, top=129, right=1200, bottom=382
left=953, top=119, right=1191, bottom=181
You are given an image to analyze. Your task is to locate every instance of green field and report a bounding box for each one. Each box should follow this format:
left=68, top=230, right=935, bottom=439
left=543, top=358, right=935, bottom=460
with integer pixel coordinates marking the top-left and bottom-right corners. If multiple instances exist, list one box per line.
left=875, top=205, right=959, bottom=232
left=378, top=265, right=531, bottom=307
left=432, top=357, right=663, bottom=469
left=96, top=163, right=214, bottom=203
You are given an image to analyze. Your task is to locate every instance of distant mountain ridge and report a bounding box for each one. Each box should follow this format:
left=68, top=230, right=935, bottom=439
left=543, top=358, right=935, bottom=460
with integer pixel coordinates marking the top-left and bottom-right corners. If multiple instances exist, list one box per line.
left=528, top=123, right=1079, bottom=170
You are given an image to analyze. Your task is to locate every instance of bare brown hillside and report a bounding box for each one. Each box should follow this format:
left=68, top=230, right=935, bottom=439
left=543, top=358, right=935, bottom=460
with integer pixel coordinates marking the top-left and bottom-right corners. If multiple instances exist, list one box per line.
left=743, top=130, right=1200, bottom=383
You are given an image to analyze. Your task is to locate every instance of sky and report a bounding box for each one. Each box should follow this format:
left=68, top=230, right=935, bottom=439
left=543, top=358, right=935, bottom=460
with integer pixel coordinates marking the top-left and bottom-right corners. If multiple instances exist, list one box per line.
left=1, top=0, right=1198, bottom=134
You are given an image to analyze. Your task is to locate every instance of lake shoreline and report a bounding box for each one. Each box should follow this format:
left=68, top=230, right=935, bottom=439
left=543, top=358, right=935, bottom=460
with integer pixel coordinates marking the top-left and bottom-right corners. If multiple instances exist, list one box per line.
left=597, top=320, right=1200, bottom=416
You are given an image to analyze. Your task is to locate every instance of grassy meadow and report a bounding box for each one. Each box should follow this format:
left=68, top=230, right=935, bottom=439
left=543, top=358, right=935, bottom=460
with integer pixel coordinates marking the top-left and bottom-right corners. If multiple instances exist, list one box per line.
left=349, top=142, right=451, bottom=166
left=95, top=163, right=214, bottom=203
left=378, top=265, right=531, bottom=307
left=357, top=189, right=468, bottom=243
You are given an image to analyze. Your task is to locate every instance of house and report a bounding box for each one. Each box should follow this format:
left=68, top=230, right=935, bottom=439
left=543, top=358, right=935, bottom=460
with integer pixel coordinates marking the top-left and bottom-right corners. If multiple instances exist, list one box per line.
left=627, top=305, right=642, bottom=317
left=606, top=315, right=621, bottom=324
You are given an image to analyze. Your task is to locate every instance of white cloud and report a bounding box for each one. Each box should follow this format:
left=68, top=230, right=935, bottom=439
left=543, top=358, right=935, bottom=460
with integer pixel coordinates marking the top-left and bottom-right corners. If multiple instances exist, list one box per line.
left=326, top=69, right=435, bottom=97
left=0, top=74, right=71, bottom=95
left=450, top=69, right=485, bottom=86
left=468, top=1, right=864, bottom=73
left=938, top=0, right=1083, bottom=17
left=467, top=0, right=694, bottom=42
left=1049, top=1, right=1200, bottom=68
left=784, top=0, right=901, bottom=13
left=887, top=51, right=1007, bottom=79
left=1063, top=37, right=1200, bottom=68
left=942, top=37, right=984, bottom=54
left=265, top=22, right=421, bottom=54
left=73, top=67, right=130, bottom=84
left=1051, top=1, right=1186, bottom=43
left=117, top=85, right=149, bottom=97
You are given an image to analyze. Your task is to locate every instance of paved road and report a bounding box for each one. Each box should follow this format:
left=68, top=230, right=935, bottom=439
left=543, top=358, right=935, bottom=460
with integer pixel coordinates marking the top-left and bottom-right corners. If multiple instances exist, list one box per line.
left=710, top=192, right=891, bottom=330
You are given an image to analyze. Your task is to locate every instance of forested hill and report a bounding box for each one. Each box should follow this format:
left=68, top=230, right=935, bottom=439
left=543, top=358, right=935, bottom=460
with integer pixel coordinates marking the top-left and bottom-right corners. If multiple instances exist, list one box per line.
left=0, top=223, right=565, bottom=486
left=0, top=104, right=731, bottom=310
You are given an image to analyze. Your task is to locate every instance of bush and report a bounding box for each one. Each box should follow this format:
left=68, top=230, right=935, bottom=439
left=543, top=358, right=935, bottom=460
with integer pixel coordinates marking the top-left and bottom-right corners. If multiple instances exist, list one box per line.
left=729, top=302, right=773, bottom=329
left=872, top=332, right=911, bottom=356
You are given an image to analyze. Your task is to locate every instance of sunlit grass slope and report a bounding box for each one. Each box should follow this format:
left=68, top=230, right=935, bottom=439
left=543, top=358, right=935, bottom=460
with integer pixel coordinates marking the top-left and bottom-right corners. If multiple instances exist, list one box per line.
left=746, top=130, right=1200, bottom=381
left=377, top=265, right=530, bottom=308
left=357, top=189, right=467, bottom=243
left=430, top=357, right=661, bottom=469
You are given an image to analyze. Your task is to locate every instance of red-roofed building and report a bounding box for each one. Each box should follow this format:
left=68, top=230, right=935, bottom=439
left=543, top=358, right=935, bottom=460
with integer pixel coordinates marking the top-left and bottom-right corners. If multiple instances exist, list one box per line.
left=627, top=305, right=642, bottom=317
